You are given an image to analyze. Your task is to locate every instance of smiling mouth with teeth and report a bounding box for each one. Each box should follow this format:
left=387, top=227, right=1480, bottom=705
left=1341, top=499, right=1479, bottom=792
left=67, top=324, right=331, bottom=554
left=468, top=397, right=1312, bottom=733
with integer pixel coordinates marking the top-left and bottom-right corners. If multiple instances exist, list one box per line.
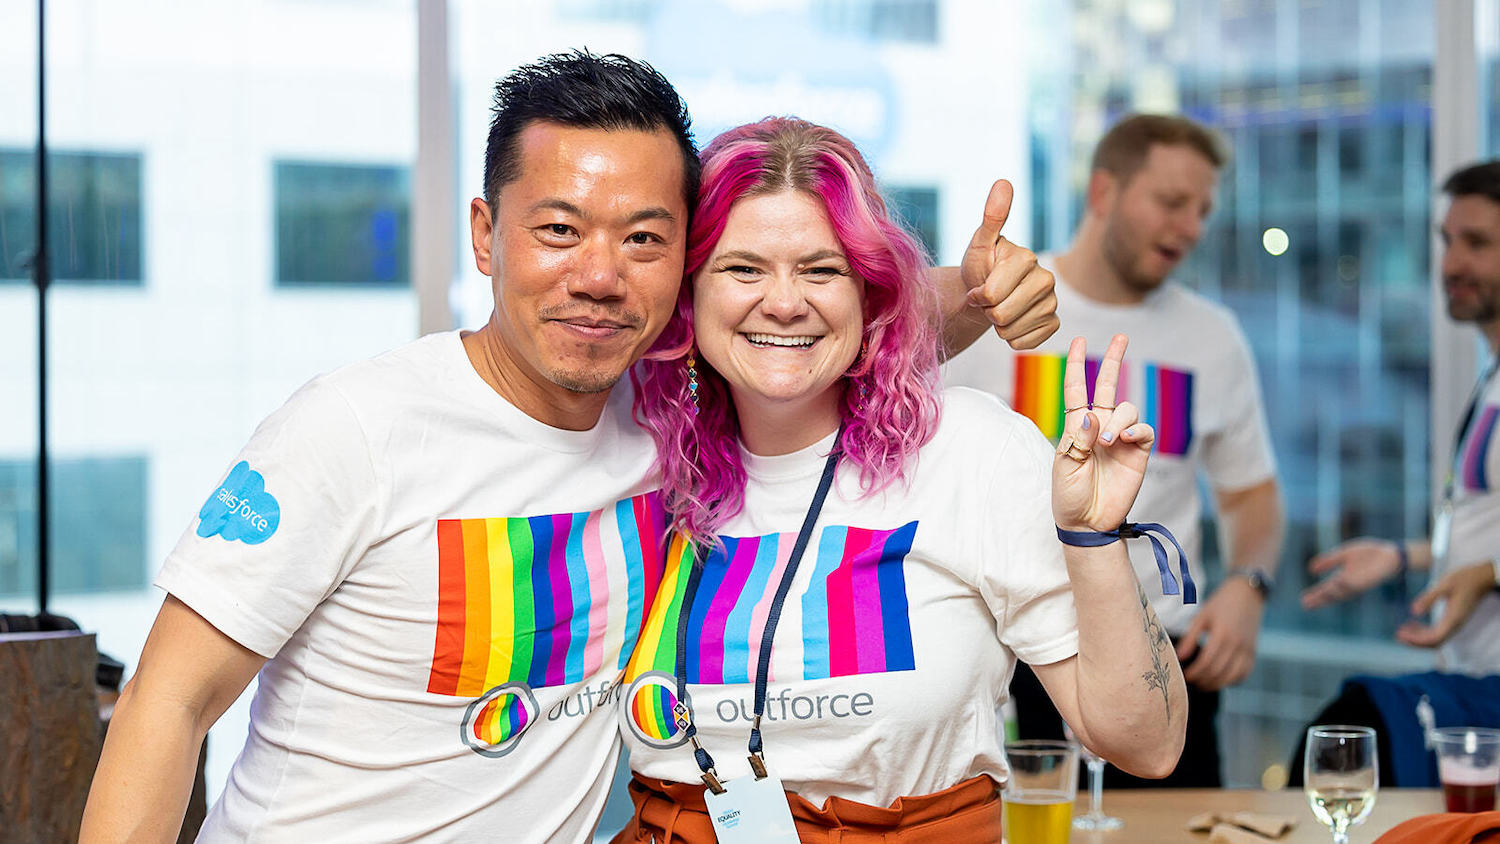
left=744, top=332, right=820, bottom=348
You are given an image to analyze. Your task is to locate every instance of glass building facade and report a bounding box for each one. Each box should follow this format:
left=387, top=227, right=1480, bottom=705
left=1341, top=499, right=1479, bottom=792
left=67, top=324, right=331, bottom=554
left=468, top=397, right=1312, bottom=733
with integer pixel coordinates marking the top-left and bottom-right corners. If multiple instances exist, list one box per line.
left=1026, top=0, right=1445, bottom=786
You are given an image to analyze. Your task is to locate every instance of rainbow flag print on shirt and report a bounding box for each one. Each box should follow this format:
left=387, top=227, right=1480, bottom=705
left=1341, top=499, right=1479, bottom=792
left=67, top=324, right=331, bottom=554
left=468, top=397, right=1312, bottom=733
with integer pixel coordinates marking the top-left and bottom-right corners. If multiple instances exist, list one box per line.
left=1460, top=405, right=1499, bottom=493
left=622, top=521, right=919, bottom=743
left=1011, top=353, right=1195, bottom=456
left=427, top=491, right=668, bottom=699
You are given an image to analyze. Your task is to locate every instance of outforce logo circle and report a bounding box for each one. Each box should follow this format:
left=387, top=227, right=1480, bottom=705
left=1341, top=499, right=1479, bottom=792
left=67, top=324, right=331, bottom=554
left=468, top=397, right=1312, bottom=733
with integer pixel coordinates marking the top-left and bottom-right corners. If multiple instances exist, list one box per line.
left=622, top=671, right=689, bottom=749
left=461, top=683, right=538, bottom=758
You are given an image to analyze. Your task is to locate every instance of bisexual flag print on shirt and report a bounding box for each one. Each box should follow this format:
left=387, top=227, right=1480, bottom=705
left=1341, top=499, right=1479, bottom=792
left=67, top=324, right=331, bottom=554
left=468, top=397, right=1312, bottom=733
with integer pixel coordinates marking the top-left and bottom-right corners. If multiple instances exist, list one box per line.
left=621, top=521, right=918, bottom=748
left=1011, top=352, right=1195, bottom=456
left=427, top=492, right=668, bottom=757
left=1460, top=405, right=1499, bottom=493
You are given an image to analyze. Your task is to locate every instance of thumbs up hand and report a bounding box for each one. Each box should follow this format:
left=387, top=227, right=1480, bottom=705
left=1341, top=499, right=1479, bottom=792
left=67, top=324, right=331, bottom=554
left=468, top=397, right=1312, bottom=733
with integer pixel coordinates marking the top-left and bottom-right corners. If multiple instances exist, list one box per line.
left=960, top=180, right=1059, bottom=350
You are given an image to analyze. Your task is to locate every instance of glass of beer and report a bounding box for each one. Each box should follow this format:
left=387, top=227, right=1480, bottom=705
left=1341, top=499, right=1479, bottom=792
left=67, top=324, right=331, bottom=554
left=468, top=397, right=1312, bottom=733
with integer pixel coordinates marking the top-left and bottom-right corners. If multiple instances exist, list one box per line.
left=1432, top=727, right=1500, bottom=813
left=1003, top=739, right=1078, bottom=844
left=1304, top=725, right=1378, bottom=844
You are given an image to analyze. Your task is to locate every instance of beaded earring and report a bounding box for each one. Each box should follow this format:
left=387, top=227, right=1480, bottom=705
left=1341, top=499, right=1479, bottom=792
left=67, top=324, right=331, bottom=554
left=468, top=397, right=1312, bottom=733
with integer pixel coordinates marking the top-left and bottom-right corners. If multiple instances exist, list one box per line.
left=686, top=352, right=700, bottom=414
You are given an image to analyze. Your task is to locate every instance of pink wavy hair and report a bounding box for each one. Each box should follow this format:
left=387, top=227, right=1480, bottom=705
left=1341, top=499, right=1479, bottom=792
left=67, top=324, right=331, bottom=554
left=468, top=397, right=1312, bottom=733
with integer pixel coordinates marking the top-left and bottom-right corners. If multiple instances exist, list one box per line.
left=630, top=117, right=943, bottom=543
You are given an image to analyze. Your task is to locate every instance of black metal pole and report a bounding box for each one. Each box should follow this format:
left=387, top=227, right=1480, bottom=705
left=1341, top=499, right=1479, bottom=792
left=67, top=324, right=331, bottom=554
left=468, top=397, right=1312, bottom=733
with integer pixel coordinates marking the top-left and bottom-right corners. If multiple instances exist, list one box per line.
left=35, top=0, right=50, bottom=615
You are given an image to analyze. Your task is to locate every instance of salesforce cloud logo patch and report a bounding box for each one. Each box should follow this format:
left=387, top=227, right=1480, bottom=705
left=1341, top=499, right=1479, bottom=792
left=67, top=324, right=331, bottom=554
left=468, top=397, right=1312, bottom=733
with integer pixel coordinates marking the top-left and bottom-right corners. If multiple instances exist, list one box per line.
left=197, top=461, right=280, bottom=544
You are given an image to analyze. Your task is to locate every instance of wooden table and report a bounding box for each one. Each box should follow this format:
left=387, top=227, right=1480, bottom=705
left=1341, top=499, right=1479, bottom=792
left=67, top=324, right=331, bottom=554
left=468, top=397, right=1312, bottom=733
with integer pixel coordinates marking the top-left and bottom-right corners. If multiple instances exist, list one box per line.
left=1066, top=788, right=1444, bottom=843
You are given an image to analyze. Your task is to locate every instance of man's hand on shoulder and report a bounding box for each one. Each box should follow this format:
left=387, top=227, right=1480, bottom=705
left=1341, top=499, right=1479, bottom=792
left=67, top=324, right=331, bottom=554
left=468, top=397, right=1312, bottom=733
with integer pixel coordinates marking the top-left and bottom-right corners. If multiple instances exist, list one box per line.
left=961, top=180, right=1059, bottom=350
left=937, top=180, right=1059, bottom=357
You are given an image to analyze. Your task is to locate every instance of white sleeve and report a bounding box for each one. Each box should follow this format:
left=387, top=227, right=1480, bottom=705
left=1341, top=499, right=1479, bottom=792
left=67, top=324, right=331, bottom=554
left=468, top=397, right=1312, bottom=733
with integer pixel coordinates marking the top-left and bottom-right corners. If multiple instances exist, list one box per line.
left=1200, top=318, right=1278, bottom=493
left=976, top=420, right=1079, bottom=667
left=154, top=377, right=382, bottom=658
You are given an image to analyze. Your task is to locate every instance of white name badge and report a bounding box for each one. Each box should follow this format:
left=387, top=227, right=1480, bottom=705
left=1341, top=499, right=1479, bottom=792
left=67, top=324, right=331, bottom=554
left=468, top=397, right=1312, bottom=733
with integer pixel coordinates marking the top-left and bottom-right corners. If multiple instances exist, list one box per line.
left=703, top=770, right=800, bottom=844
left=1432, top=499, right=1453, bottom=566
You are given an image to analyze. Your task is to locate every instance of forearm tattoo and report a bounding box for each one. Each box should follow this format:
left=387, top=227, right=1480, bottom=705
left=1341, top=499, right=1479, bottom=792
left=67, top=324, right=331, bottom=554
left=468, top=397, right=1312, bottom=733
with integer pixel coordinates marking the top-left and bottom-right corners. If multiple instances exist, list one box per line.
left=1138, top=582, right=1173, bottom=722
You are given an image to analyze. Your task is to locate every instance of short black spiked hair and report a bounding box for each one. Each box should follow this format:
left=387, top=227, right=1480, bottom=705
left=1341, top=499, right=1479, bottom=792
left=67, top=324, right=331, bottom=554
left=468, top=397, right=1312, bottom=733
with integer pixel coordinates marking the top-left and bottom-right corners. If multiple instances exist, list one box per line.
left=482, top=50, right=699, bottom=211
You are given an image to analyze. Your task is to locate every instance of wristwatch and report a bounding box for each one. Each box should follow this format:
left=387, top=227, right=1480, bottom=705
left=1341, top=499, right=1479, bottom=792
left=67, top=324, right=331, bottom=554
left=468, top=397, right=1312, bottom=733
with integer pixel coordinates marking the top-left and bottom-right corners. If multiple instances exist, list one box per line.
left=1228, top=569, right=1274, bottom=599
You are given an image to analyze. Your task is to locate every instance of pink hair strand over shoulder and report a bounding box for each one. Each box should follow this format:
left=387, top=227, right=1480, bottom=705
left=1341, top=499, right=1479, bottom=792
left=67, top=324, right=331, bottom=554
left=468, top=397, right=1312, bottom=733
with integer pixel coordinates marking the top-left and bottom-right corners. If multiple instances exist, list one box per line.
left=631, top=117, right=942, bottom=543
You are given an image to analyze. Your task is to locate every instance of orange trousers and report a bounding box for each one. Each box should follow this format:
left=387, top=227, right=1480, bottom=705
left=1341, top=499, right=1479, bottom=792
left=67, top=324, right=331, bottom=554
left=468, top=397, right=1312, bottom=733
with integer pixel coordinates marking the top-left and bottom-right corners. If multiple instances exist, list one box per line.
left=612, top=772, right=1002, bottom=843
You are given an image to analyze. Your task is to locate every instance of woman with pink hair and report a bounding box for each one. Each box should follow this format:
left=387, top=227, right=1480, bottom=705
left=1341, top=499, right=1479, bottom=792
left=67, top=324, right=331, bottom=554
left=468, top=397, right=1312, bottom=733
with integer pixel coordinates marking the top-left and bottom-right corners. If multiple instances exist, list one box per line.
left=615, top=117, right=1188, bottom=842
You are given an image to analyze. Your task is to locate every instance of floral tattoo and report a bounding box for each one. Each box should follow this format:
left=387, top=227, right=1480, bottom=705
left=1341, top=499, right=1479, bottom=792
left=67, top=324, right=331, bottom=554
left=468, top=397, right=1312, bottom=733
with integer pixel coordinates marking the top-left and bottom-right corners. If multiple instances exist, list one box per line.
left=1139, top=582, right=1173, bottom=721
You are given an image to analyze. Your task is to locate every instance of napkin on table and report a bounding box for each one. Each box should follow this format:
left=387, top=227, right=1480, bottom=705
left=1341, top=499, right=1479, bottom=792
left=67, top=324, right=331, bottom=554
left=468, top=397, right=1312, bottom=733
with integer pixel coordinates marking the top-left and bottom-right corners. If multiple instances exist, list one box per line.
left=1187, top=810, right=1298, bottom=840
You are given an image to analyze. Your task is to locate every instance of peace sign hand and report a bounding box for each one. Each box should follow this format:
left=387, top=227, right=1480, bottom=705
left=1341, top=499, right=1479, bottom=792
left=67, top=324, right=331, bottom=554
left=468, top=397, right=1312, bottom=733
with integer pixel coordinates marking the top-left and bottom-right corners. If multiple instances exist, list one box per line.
left=1052, top=335, right=1154, bottom=532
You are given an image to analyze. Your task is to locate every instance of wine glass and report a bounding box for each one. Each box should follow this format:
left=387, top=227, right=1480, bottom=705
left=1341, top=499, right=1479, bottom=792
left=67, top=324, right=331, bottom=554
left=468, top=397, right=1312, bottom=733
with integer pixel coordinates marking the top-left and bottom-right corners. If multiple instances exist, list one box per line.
left=1303, top=725, right=1378, bottom=844
left=1063, top=723, right=1123, bottom=831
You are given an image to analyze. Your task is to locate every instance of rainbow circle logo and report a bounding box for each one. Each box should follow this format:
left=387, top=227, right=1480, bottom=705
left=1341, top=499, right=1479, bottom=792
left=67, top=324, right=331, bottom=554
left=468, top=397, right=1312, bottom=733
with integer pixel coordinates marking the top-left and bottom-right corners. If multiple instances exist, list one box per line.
left=622, top=671, right=689, bottom=749
left=460, top=682, right=538, bottom=758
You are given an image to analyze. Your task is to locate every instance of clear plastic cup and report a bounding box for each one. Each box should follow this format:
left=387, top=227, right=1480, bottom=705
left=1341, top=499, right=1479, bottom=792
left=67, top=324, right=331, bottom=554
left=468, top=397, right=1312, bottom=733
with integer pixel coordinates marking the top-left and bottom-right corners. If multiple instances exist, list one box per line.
left=1003, top=739, right=1078, bottom=844
left=1432, top=727, right=1500, bottom=813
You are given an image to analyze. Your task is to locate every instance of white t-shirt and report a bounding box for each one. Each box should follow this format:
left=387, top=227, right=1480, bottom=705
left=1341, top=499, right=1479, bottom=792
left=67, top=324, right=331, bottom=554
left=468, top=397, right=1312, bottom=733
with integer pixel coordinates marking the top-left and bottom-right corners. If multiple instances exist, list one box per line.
left=942, top=264, right=1277, bottom=634
left=1437, top=362, right=1500, bottom=674
left=156, top=331, right=666, bottom=843
left=619, top=389, right=1079, bottom=807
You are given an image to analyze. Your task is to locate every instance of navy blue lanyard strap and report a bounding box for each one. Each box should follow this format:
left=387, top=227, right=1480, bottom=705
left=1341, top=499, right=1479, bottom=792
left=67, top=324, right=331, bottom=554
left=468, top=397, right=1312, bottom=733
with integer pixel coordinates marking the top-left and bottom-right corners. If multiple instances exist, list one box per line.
left=748, top=437, right=841, bottom=758
left=1056, top=521, right=1196, bottom=604
left=673, top=550, right=714, bottom=777
left=672, top=426, right=843, bottom=782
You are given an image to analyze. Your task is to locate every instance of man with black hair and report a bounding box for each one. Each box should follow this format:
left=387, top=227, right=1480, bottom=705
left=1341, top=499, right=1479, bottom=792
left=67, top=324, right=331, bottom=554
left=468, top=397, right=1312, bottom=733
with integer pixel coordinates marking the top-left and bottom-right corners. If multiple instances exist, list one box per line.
left=1304, top=160, right=1500, bottom=676
left=81, top=50, right=699, bottom=844
left=81, top=51, right=1057, bottom=842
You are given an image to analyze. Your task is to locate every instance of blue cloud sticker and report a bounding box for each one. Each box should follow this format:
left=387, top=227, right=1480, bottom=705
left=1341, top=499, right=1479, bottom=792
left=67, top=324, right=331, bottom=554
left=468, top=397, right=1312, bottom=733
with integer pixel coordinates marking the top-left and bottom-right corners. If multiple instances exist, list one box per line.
left=197, top=461, right=280, bottom=545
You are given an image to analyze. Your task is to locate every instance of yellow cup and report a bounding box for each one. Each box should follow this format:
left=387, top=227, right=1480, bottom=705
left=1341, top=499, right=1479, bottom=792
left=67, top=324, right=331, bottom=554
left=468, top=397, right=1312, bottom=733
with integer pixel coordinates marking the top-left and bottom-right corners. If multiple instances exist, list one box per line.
left=1003, top=739, right=1078, bottom=844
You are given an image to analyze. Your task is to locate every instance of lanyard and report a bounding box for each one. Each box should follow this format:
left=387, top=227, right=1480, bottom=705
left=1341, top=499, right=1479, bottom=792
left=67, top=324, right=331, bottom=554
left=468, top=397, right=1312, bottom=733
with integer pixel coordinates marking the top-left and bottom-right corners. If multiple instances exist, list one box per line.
left=672, top=429, right=843, bottom=793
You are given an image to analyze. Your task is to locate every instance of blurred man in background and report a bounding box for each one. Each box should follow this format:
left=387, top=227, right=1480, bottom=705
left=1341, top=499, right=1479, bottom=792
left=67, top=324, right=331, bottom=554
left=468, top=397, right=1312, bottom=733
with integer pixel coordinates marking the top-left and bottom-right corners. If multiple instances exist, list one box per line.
left=945, top=114, right=1286, bottom=787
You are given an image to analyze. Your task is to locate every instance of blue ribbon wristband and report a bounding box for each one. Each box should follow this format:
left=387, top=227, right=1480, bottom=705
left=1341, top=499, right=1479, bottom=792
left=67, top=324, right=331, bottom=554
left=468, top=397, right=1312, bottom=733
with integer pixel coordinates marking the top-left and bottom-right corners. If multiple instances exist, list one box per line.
left=1056, top=522, right=1197, bottom=605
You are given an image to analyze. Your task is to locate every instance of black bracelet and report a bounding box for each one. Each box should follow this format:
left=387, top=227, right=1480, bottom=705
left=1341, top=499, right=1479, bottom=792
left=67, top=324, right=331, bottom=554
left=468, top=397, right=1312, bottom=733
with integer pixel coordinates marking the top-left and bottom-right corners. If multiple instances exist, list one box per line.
left=1395, top=541, right=1410, bottom=577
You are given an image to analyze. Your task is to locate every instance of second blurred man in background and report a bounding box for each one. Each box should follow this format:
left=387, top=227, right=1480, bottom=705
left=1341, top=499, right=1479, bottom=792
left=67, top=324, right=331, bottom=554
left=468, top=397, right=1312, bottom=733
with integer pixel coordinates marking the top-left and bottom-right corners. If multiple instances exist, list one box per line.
left=1303, top=160, right=1500, bottom=674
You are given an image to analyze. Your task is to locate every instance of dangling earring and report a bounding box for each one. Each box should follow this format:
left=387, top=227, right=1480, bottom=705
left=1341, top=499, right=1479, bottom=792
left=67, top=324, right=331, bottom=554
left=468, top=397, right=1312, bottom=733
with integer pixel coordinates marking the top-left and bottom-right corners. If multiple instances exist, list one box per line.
left=853, top=337, right=869, bottom=411
left=686, top=351, right=700, bottom=414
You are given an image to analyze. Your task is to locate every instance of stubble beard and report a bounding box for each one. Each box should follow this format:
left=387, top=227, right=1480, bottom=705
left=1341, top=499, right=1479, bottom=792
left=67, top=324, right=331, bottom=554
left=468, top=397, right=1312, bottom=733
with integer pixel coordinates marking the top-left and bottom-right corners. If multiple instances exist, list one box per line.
left=533, top=306, right=650, bottom=396
left=1103, top=221, right=1170, bottom=296
left=1445, top=276, right=1500, bottom=326
left=546, top=365, right=624, bottom=395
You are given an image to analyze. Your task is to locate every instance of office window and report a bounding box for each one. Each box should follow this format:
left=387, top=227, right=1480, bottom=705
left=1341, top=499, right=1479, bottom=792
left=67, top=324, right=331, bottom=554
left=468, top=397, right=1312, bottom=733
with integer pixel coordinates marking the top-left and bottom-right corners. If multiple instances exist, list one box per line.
left=559, top=0, right=658, bottom=18
left=0, top=456, right=148, bottom=596
left=0, top=149, right=143, bottom=284
left=274, top=161, right=410, bottom=288
left=815, top=0, right=939, bottom=43
left=883, top=185, right=939, bottom=261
